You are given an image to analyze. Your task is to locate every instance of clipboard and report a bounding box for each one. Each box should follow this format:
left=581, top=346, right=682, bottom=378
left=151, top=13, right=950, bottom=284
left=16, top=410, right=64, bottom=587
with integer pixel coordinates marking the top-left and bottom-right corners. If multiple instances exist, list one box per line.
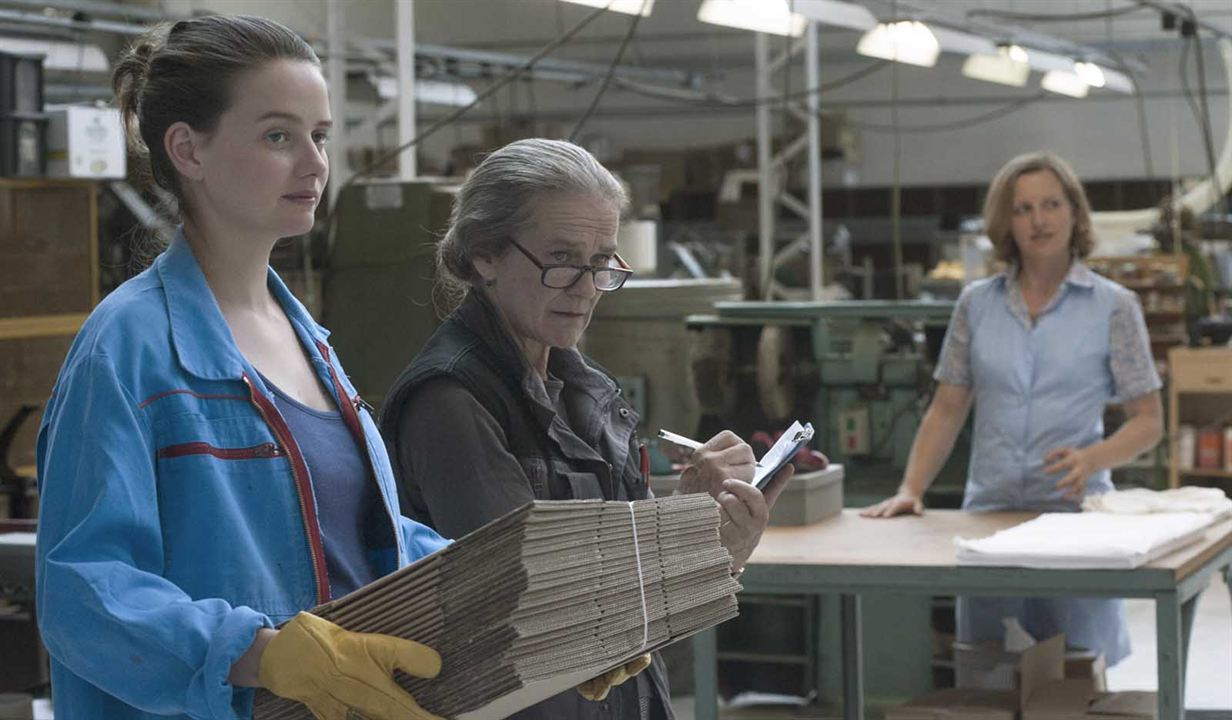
left=751, top=421, right=814, bottom=490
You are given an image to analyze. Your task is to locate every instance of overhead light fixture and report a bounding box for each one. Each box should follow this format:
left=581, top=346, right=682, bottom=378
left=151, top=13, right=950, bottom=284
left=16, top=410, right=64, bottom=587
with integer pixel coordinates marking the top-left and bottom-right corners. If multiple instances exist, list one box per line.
left=697, top=0, right=807, bottom=38
left=1073, top=61, right=1105, bottom=88
left=0, top=36, right=109, bottom=73
left=793, top=0, right=877, bottom=31
left=856, top=21, right=940, bottom=67
left=1100, top=66, right=1135, bottom=94
left=1023, top=48, right=1076, bottom=74
left=1041, top=69, right=1088, bottom=98
left=962, top=44, right=1030, bottom=87
left=375, top=76, right=479, bottom=107
left=559, top=0, right=654, bottom=16
left=930, top=26, right=997, bottom=57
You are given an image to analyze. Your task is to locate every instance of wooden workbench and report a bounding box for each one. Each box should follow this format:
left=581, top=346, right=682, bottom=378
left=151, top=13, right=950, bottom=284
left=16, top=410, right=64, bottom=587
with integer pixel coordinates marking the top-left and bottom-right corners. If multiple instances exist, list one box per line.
left=692, top=510, right=1232, bottom=720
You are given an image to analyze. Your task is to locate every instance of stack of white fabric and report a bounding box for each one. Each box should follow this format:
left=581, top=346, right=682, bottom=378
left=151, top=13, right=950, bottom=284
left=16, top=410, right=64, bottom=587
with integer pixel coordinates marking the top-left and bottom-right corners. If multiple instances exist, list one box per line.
left=1081, top=486, right=1232, bottom=517
left=954, top=511, right=1216, bottom=569
left=255, top=495, right=739, bottom=720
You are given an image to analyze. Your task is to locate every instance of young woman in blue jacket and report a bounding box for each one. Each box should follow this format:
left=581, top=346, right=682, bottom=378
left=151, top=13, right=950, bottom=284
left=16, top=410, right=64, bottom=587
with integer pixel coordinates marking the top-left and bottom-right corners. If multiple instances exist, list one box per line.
left=35, top=16, right=452, bottom=720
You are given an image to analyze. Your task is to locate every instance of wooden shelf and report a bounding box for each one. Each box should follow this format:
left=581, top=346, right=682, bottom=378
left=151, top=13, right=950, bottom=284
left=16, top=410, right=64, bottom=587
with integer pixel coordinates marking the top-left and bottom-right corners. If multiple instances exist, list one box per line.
left=1169, top=348, right=1232, bottom=487
left=1121, top=281, right=1186, bottom=291
left=0, top=313, right=88, bottom=341
left=1180, top=469, right=1232, bottom=479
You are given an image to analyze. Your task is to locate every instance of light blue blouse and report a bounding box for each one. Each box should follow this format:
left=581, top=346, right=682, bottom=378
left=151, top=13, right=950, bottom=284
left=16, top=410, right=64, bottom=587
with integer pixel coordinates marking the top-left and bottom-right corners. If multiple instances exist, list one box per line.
left=934, top=261, right=1161, bottom=665
left=935, top=261, right=1160, bottom=512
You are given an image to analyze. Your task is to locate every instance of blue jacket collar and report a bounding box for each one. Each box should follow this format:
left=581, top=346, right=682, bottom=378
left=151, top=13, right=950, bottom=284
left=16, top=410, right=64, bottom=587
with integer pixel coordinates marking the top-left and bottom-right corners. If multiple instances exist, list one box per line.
left=156, top=228, right=329, bottom=381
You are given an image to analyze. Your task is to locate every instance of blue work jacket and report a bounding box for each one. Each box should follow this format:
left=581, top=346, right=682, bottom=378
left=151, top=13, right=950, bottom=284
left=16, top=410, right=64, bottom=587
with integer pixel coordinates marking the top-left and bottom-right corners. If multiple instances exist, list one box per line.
left=35, top=231, right=450, bottom=719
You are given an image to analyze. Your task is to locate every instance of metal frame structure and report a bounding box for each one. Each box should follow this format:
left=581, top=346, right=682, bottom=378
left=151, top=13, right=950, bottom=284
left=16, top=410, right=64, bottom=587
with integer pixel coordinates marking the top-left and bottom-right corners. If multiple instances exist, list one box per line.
left=756, top=24, right=824, bottom=302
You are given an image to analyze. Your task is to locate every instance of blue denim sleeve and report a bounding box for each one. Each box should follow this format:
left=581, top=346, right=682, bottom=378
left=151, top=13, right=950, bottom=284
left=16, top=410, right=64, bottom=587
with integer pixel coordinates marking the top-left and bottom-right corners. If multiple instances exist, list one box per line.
left=398, top=516, right=452, bottom=561
left=35, top=353, right=271, bottom=719
left=933, top=284, right=975, bottom=387
left=1108, top=289, right=1162, bottom=401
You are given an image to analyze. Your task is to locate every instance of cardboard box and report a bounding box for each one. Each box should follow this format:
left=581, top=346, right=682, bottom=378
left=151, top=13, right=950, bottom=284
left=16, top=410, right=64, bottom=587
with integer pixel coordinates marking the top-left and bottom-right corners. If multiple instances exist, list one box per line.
left=649, top=465, right=843, bottom=526
left=886, top=688, right=1017, bottom=720
left=46, top=106, right=125, bottom=179
left=902, top=634, right=1144, bottom=720
left=1020, top=635, right=1154, bottom=720
left=1087, top=692, right=1156, bottom=720
left=955, top=638, right=1107, bottom=692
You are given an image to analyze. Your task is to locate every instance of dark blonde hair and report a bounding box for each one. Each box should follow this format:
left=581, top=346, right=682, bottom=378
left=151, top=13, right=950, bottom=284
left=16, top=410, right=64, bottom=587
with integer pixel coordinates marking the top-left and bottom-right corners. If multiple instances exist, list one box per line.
left=983, top=151, right=1095, bottom=265
left=112, top=15, right=319, bottom=218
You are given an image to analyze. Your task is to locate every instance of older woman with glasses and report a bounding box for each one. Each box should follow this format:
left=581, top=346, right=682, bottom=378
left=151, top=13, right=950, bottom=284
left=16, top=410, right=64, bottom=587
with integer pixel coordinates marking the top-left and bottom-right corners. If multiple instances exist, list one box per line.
left=380, top=138, right=792, bottom=720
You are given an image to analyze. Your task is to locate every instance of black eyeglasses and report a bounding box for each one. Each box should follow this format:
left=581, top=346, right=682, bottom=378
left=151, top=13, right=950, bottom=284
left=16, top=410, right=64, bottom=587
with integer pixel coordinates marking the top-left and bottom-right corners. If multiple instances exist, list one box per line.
left=508, top=238, right=633, bottom=292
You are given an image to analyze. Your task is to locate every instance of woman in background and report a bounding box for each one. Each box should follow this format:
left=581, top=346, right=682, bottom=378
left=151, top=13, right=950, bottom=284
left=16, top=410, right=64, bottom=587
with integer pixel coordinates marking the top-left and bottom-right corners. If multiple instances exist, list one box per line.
left=863, top=151, right=1163, bottom=666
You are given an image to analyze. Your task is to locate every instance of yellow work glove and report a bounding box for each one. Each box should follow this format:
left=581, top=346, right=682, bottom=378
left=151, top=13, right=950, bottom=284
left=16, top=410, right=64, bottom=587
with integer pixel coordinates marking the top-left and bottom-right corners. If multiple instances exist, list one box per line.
left=576, top=654, right=653, bottom=702
left=258, top=612, right=442, bottom=720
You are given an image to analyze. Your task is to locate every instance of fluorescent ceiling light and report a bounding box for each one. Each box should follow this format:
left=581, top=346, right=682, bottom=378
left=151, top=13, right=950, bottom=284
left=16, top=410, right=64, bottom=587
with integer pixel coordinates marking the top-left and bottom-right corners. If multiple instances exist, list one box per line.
left=375, top=76, right=479, bottom=107
left=930, top=26, right=997, bottom=57
left=0, top=36, right=108, bottom=73
left=1041, top=69, right=1088, bottom=98
left=697, top=0, right=807, bottom=38
left=793, top=0, right=877, bottom=31
left=962, top=44, right=1030, bottom=87
left=1100, top=66, right=1135, bottom=94
left=560, top=0, right=654, bottom=16
left=1073, top=61, right=1105, bottom=88
left=1024, top=48, right=1075, bottom=74
left=856, top=21, right=940, bottom=68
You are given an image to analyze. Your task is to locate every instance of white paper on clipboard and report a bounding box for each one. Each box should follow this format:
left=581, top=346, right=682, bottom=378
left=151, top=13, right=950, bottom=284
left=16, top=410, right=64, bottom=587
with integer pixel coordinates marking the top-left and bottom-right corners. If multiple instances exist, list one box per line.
left=752, top=421, right=814, bottom=489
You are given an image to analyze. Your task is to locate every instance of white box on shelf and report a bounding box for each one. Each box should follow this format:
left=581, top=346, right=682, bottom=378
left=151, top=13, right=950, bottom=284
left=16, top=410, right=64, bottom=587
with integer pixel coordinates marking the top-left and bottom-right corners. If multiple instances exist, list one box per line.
left=46, top=106, right=125, bottom=179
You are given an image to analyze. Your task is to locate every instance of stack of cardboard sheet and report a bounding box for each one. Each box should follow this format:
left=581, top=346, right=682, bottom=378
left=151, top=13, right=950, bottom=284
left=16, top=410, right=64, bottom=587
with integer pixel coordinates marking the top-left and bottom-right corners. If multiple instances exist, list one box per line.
left=255, top=495, right=739, bottom=720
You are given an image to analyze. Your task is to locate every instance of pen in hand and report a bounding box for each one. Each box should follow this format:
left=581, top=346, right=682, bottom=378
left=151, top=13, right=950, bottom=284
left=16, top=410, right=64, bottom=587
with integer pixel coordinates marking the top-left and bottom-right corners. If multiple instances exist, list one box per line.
left=656, top=429, right=704, bottom=452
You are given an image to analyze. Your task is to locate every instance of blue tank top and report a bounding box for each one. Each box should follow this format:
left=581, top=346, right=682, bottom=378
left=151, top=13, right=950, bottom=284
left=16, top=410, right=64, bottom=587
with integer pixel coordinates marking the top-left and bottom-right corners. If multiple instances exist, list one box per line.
left=264, top=376, right=379, bottom=599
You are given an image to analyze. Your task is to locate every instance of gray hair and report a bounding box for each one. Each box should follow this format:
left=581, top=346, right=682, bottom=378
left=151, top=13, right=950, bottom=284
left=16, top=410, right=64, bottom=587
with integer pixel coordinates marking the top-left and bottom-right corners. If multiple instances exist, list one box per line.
left=436, top=138, right=628, bottom=304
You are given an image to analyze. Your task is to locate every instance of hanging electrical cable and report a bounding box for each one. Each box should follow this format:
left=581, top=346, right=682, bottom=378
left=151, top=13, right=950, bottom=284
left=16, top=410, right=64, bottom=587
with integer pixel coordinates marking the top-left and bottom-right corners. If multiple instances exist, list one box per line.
left=1102, top=46, right=1156, bottom=180
left=846, top=93, right=1047, bottom=133
left=569, top=0, right=648, bottom=141
left=1185, top=7, right=1228, bottom=215
left=320, top=0, right=616, bottom=237
left=1179, top=29, right=1224, bottom=215
left=966, top=5, right=1146, bottom=23
left=609, top=60, right=889, bottom=108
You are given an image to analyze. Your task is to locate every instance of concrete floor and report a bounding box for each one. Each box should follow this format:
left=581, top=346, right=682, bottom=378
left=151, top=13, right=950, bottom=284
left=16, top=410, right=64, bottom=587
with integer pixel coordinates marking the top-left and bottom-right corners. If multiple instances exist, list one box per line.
left=671, top=575, right=1232, bottom=719
left=1107, top=575, right=1232, bottom=709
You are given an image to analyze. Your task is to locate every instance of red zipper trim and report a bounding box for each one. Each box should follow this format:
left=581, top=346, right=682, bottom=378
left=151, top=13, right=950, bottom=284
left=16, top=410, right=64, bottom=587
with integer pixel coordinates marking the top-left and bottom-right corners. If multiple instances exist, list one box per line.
left=315, top=341, right=400, bottom=547
left=242, top=373, right=331, bottom=605
left=158, top=442, right=282, bottom=460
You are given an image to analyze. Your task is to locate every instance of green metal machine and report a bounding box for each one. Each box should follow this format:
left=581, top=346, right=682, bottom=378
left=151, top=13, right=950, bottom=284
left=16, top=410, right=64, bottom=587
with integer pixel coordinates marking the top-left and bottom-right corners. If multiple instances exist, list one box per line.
left=686, top=300, right=969, bottom=503
left=322, top=179, right=457, bottom=412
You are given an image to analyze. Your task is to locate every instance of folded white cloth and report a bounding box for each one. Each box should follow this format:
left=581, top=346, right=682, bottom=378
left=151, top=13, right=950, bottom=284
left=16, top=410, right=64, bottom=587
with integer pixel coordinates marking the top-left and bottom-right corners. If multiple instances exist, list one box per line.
left=954, top=512, right=1215, bottom=569
left=1081, top=486, right=1232, bottom=516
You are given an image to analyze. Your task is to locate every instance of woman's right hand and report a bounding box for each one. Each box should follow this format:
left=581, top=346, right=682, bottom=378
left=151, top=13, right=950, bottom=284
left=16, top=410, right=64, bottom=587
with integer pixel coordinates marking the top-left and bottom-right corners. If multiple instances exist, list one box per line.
left=256, top=612, right=442, bottom=720
left=860, top=492, right=924, bottom=518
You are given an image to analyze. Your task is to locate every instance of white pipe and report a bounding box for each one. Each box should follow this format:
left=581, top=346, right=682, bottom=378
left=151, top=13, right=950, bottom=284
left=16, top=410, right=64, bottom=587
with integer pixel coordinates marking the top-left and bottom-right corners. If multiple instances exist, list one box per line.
left=1091, top=38, right=1232, bottom=242
left=327, top=0, right=347, bottom=211
left=396, top=0, right=417, bottom=180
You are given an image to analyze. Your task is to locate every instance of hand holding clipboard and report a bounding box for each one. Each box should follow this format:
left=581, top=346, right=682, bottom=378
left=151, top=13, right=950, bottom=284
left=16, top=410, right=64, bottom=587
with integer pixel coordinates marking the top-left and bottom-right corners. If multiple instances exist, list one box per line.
left=658, top=421, right=816, bottom=491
